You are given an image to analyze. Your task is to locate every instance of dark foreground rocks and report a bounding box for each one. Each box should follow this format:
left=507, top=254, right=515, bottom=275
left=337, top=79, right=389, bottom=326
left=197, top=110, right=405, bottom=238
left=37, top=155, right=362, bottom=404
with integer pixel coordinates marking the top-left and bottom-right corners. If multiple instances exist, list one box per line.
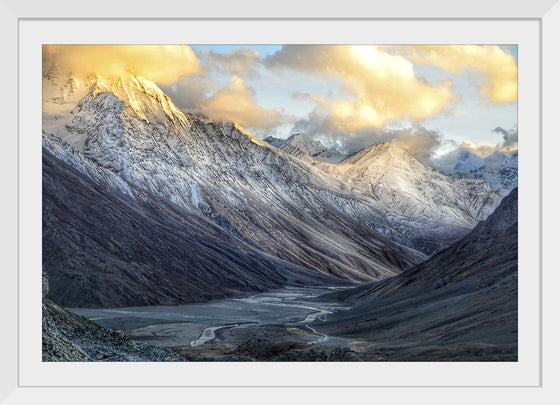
left=172, top=340, right=361, bottom=361
left=42, top=297, right=183, bottom=362
left=43, top=295, right=517, bottom=362
left=171, top=340, right=516, bottom=362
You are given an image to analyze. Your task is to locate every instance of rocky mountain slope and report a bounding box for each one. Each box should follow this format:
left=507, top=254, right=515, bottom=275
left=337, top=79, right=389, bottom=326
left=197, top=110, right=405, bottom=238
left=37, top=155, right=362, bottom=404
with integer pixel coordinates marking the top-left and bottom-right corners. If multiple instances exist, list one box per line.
left=43, top=147, right=345, bottom=307
left=42, top=69, right=507, bottom=309
left=43, top=72, right=505, bottom=260
left=264, top=133, right=347, bottom=163
left=314, top=141, right=507, bottom=253
left=262, top=131, right=507, bottom=254
left=314, top=188, right=518, bottom=353
left=47, top=72, right=445, bottom=271
left=43, top=72, right=424, bottom=292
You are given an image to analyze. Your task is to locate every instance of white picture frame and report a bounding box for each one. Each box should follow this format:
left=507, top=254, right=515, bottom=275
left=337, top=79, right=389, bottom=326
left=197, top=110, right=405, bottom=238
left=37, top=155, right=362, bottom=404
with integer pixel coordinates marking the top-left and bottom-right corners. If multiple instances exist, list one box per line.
left=2, top=0, right=559, bottom=403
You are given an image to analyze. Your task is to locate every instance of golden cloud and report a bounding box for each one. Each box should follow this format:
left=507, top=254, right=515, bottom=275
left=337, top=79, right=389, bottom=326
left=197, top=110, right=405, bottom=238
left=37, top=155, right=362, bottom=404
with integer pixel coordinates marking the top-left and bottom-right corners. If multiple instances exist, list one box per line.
left=200, top=76, right=283, bottom=129
left=405, top=45, right=518, bottom=103
left=265, top=45, right=456, bottom=131
left=461, top=140, right=518, bottom=158
left=43, top=45, right=201, bottom=84
left=460, top=141, right=498, bottom=158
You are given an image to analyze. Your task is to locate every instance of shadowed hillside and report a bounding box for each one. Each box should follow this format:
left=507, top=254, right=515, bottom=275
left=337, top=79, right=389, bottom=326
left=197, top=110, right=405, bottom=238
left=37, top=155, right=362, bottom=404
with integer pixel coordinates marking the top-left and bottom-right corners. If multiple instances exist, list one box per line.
left=314, top=188, right=518, bottom=356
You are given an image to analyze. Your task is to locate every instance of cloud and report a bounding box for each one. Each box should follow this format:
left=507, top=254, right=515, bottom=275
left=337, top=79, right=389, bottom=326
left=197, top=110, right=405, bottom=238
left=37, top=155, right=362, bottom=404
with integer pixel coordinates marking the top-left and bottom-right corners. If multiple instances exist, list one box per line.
left=432, top=126, right=518, bottom=174
left=292, top=114, right=444, bottom=163
left=195, top=47, right=261, bottom=76
left=291, top=91, right=313, bottom=101
left=265, top=45, right=456, bottom=131
left=492, top=126, right=518, bottom=146
left=441, top=127, right=517, bottom=163
left=457, top=141, right=497, bottom=158
left=403, top=45, right=517, bottom=103
left=160, top=47, right=262, bottom=111
left=289, top=99, right=445, bottom=161
left=384, top=127, right=444, bottom=163
left=199, top=75, right=284, bottom=129
left=159, top=75, right=214, bottom=110
left=43, top=45, right=201, bottom=84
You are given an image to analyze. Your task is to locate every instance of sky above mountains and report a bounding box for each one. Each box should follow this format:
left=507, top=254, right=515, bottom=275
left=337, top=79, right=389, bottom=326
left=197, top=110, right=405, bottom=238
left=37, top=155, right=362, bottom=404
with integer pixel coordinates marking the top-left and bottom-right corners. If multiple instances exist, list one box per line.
left=43, top=44, right=518, bottom=162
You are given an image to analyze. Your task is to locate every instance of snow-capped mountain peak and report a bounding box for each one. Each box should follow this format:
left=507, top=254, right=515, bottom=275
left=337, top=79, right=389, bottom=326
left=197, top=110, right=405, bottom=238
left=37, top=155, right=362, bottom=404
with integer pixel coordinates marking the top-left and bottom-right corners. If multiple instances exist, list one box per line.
left=316, top=140, right=505, bottom=235
left=341, top=140, right=412, bottom=166
left=285, top=132, right=326, bottom=151
left=43, top=71, right=195, bottom=153
left=89, top=74, right=186, bottom=123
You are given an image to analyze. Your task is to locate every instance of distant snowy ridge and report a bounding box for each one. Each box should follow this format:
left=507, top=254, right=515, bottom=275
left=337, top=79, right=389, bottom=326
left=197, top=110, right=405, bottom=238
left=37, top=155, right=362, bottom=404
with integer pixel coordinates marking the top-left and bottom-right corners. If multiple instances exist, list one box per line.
left=262, top=132, right=505, bottom=241
left=432, top=145, right=518, bottom=190
left=315, top=141, right=507, bottom=232
left=264, top=133, right=347, bottom=163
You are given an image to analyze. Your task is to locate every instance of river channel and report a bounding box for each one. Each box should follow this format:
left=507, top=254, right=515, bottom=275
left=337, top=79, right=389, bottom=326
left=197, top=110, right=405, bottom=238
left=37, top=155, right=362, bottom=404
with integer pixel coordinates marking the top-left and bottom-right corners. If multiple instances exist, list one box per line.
left=68, top=286, right=358, bottom=349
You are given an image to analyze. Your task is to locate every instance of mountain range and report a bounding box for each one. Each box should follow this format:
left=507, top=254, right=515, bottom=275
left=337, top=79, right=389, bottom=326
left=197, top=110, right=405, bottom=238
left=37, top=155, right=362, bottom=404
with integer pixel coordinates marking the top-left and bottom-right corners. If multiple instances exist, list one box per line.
left=265, top=133, right=518, bottom=191
left=264, top=134, right=508, bottom=253
left=42, top=69, right=508, bottom=308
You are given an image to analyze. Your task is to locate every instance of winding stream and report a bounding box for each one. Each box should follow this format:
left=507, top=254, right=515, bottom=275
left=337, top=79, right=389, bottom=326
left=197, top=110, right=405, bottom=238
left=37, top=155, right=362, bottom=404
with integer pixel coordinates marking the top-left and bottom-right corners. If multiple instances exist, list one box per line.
left=68, top=286, right=353, bottom=348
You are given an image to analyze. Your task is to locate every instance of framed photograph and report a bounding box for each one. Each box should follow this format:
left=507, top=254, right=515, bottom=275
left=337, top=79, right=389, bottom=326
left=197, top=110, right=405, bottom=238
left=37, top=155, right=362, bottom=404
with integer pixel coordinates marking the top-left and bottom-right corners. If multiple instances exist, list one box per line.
left=2, top=0, right=559, bottom=403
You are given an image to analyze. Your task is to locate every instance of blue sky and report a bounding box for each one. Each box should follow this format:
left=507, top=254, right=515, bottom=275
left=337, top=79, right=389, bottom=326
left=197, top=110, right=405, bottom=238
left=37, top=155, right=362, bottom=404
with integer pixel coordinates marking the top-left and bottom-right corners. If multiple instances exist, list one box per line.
left=161, top=44, right=518, bottom=160
left=191, top=44, right=282, bottom=57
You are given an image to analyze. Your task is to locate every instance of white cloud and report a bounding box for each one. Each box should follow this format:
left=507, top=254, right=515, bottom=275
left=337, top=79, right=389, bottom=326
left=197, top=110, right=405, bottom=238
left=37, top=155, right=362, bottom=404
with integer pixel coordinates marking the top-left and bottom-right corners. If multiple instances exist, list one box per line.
left=402, top=45, right=517, bottom=103
left=265, top=45, right=457, bottom=132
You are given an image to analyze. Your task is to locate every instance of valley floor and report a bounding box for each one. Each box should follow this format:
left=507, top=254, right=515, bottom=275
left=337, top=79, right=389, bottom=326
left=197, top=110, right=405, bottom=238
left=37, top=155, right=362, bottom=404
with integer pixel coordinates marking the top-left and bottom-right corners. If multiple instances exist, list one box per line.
left=64, top=286, right=517, bottom=362
left=68, top=286, right=358, bottom=349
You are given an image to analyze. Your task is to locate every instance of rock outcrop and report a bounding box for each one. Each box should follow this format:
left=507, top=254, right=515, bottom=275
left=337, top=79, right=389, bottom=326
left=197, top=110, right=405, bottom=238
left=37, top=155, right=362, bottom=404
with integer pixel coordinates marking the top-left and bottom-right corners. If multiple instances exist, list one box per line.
left=42, top=272, right=183, bottom=361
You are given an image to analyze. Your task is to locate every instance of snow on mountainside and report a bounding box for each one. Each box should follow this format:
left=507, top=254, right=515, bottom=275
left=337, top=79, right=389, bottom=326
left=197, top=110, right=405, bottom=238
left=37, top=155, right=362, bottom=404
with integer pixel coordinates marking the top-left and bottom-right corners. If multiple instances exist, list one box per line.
left=42, top=69, right=507, bottom=304
left=264, top=133, right=347, bottom=163
left=262, top=133, right=506, bottom=254
left=42, top=71, right=422, bottom=292
left=315, top=141, right=506, bottom=250
left=433, top=147, right=518, bottom=190
left=43, top=147, right=342, bottom=308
